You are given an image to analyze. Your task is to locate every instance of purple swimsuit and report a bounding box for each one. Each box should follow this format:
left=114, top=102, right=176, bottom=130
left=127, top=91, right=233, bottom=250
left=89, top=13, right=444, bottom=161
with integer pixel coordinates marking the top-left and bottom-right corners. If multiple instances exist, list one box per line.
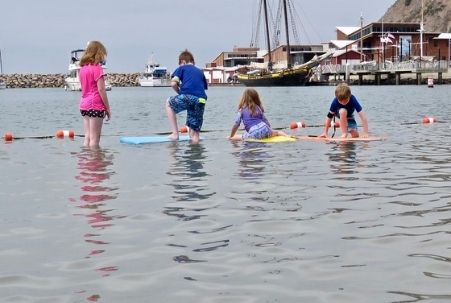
left=234, top=106, right=273, bottom=139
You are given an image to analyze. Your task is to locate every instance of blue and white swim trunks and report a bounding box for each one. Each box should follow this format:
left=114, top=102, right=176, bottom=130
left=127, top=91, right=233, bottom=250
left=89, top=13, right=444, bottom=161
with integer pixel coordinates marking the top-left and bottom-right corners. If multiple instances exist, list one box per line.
left=168, top=94, right=206, bottom=131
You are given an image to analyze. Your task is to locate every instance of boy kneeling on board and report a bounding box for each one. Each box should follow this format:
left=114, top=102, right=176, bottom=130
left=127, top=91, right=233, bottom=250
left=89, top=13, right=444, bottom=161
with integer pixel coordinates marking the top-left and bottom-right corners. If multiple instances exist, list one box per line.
left=319, top=83, right=369, bottom=138
left=166, top=49, right=208, bottom=144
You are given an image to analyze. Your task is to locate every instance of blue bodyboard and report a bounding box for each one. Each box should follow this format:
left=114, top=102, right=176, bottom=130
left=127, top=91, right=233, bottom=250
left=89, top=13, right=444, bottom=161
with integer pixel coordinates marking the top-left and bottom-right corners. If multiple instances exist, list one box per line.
left=120, top=135, right=191, bottom=145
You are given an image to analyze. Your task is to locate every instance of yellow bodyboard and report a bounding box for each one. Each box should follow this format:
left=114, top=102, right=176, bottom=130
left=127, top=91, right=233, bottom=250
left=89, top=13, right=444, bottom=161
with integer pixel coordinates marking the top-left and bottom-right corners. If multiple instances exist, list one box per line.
left=245, top=136, right=297, bottom=143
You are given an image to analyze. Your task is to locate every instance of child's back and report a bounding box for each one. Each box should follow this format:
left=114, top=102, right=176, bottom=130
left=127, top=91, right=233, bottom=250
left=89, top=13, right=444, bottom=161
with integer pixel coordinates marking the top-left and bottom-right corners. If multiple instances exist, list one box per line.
left=238, top=106, right=267, bottom=132
left=173, top=64, right=207, bottom=99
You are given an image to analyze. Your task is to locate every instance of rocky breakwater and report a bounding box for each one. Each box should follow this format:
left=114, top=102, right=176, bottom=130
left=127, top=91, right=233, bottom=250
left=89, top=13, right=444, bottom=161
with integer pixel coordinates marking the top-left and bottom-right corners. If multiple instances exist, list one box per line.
left=0, top=73, right=142, bottom=88
left=1, top=74, right=65, bottom=88
left=107, top=73, right=140, bottom=87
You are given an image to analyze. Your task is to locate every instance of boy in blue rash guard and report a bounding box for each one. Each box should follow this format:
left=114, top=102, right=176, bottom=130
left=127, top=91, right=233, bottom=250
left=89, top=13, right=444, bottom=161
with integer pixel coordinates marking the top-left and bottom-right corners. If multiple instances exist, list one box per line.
left=166, top=49, right=208, bottom=144
left=319, top=83, right=369, bottom=138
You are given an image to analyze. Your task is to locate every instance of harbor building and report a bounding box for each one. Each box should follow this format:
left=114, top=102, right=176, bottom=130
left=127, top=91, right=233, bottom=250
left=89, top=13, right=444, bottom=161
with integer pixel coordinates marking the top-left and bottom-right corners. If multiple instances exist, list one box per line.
left=321, top=22, right=451, bottom=85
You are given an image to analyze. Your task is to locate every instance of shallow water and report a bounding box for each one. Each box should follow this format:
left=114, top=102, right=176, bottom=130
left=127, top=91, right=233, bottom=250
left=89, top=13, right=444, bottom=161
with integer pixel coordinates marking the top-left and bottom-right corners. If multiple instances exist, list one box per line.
left=0, top=86, right=450, bottom=303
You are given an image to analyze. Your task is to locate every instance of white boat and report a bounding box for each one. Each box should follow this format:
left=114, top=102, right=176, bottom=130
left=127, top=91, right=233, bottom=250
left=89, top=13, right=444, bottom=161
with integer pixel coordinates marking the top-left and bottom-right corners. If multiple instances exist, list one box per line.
left=64, top=49, right=111, bottom=91
left=138, top=56, right=171, bottom=87
left=0, top=49, right=5, bottom=89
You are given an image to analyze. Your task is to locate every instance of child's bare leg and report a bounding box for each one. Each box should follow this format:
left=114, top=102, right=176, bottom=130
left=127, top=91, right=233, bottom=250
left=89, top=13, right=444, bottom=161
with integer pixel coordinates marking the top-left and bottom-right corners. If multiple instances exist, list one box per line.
left=88, top=117, right=103, bottom=149
left=338, top=109, right=348, bottom=138
left=166, top=100, right=179, bottom=140
left=190, top=129, right=200, bottom=144
left=350, top=129, right=359, bottom=138
left=83, top=116, right=90, bottom=147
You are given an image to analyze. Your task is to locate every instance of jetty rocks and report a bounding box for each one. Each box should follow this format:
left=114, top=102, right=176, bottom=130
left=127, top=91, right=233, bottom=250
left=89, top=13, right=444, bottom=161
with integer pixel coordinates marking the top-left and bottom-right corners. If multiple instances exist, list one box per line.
left=0, top=73, right=141, bottom=88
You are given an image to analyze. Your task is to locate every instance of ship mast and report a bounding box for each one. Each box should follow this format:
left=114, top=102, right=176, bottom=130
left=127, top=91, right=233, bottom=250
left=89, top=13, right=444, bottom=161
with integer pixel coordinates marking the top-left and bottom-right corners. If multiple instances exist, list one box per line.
left=419, top=0, right=424, bottom=58
left=282, top=0, right=291, bottom=68
left=263, top=0, right=273, bottom=71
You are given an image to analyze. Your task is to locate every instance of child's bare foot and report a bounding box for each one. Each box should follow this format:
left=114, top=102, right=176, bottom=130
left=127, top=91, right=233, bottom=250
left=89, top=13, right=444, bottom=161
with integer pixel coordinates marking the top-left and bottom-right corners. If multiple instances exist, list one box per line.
left=168, top=133, right=179, bottom=141
left=340, top=133, right=348, bottom=138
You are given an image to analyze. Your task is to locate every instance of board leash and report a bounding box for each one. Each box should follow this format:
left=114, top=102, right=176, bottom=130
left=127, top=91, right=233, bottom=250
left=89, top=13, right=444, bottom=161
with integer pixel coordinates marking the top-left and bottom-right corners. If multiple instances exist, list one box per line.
left=331, top=116, right=336, bottom=138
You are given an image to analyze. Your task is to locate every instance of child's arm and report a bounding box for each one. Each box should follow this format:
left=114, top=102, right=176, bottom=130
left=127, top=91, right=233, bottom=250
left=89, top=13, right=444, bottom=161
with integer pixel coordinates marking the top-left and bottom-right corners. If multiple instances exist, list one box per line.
left=171, top=76, right=180, bottom=94
left=229, top=111, right=242, bottom=139
left=262, top=113, right=271, bottom=127
left=97, top=77, right=111, bottom=120
left=319, top=116, right=332, bottom=137
left=229, top=124, right=240, bottom=139
left=358, top=111, right=369, bottom=137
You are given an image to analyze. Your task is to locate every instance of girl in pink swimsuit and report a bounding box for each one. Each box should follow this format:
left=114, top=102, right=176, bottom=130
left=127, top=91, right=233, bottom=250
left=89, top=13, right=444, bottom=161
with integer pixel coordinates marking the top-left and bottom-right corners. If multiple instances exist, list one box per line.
left=79, top=41, right=111, bottom=149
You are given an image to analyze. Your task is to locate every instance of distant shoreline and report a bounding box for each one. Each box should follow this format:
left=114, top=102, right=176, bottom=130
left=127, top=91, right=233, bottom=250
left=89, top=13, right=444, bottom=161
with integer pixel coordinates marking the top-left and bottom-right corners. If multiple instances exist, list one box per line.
left=0, top=73, right=141, bottom=88
left=0, top=73, right=449, bottom=88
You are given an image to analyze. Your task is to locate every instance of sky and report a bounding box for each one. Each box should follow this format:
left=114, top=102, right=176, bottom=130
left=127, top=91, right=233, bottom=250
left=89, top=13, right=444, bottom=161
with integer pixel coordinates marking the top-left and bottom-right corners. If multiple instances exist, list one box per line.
left=0, top=0, right=395, bottom=74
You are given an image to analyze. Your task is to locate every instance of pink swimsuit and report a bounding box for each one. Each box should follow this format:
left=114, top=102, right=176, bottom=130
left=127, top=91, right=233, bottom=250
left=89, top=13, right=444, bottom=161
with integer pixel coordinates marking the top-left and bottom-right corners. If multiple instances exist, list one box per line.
left=79, top=64, right=106, bottom=111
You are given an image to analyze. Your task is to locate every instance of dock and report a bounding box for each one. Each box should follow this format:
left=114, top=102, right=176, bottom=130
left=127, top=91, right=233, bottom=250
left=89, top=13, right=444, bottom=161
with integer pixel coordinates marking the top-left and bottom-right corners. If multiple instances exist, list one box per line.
left=320, top=61, right=450, bottom=85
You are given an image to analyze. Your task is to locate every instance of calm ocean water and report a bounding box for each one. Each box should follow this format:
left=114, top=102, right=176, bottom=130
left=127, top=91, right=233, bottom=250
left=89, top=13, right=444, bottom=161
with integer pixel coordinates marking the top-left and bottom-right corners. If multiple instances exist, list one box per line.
left=0, top=85, right=450, bottom=303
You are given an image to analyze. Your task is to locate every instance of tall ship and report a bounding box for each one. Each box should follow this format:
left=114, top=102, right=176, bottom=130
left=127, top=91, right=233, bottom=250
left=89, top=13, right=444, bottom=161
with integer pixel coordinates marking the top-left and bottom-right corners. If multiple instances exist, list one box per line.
left=237, top=0, right=326, bottom=86
left=138, top=55, right=171, bottom=87
left=64, top=49, right=112, bottom=91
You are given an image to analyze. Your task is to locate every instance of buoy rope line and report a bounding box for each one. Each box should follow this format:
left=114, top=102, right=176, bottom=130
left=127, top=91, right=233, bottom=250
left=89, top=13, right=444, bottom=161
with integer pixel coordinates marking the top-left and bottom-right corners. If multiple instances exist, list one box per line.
left=2, top=116, right=443, bottom=142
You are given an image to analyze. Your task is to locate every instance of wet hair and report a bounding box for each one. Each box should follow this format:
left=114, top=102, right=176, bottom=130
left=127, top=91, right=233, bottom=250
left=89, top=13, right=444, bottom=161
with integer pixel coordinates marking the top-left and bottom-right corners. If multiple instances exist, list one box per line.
left=80, top=41, right=107, bottom=66
left=238, top=88, right=265, bottom=116
left=335, top=83, right=351, bottom=101
left=178, top=49, right=195, bottom=65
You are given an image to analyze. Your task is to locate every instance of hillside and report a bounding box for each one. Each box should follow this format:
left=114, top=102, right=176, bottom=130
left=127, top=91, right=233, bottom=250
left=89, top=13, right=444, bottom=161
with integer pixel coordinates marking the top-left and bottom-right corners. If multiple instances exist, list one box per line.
left=380, top=0, right=450, bottom=33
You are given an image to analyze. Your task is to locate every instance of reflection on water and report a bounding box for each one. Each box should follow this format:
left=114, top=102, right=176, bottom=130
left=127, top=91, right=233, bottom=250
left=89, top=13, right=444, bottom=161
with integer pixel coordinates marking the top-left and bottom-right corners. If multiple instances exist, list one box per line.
left=2, top=87, right=451, bottom=302
left=164, top=143, right=229, bottom=266
left=327, top=142, right=357, bottom=175
left=71, top=148, right=120, bottom=301
left=165, top=143, right=214, bottom=205
left=231, top=141, right=273, bottom=180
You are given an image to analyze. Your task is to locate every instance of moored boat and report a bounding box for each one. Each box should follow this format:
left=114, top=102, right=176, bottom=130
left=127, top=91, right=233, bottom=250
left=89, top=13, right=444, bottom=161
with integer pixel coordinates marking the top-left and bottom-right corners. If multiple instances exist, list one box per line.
left=238, top=0, right=321, bottom=86
left=238, top=65, right=313, bottom=86
left=138, top=55, right=171, bottom=87
left=64, top=49, right=112, bottom=91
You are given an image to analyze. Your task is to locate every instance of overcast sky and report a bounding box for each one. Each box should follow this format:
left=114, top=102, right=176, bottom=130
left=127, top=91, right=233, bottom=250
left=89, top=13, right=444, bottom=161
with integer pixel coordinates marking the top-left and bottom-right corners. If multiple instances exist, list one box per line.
left=0, top=0, right=394, bottom=74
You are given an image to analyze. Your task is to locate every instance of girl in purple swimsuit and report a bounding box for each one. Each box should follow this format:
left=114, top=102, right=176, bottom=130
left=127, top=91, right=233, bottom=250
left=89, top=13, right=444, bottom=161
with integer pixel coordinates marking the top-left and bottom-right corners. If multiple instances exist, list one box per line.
left=229, top=88, right=288, bottom=140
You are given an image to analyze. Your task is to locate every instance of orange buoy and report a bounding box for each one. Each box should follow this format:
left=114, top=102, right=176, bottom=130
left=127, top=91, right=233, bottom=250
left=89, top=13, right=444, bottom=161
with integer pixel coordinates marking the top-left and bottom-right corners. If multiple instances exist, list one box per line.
left=56, top=129, right=75, bottom=139
left=290, top=121, right=306, bottom=129
left=422, top=117, right=436, bottom=124
left=3, top=132, right=13, bottom=142
left=179, top=126, right=189, bottom=133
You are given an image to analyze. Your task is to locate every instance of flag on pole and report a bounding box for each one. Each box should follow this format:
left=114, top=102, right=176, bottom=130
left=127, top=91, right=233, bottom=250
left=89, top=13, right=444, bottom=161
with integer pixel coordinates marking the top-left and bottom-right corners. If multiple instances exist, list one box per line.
left=380, top=37, right=393, bottom=44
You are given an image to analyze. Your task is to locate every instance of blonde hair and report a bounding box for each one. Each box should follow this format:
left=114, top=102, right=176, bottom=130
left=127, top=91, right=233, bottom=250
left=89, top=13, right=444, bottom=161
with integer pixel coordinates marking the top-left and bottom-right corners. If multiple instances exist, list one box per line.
left=335, top=83, right=351, bottom=101
left=80, top=41, right=107, bottom=66
left=238, top=88, right=265, bottom=116
left=179, top=49, right=195, bottom=65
